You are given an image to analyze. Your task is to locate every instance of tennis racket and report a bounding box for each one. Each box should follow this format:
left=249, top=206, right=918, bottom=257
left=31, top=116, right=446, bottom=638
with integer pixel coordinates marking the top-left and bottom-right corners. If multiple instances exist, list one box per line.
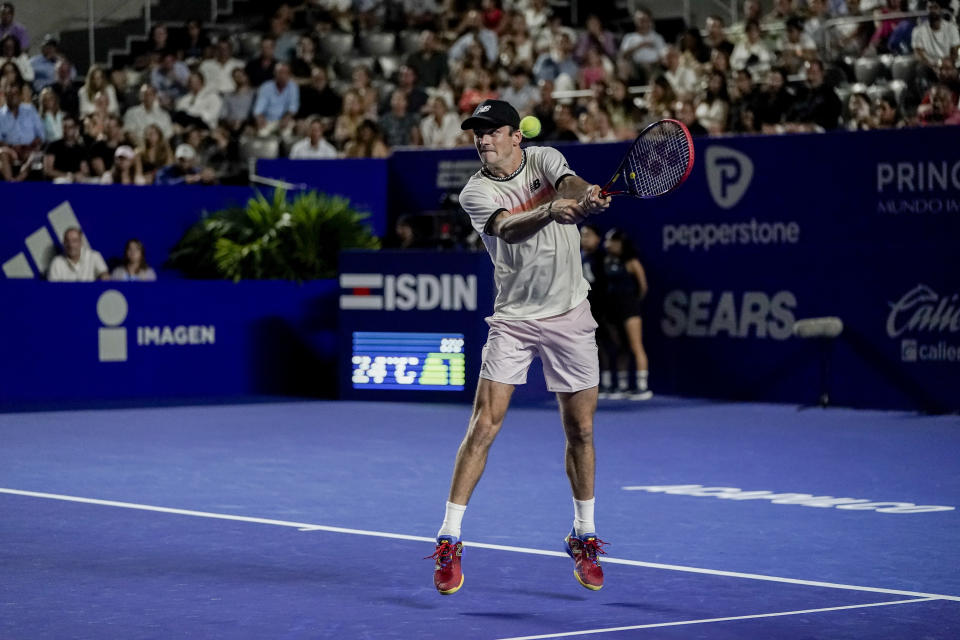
left=600, top=119, right=695, bottom=199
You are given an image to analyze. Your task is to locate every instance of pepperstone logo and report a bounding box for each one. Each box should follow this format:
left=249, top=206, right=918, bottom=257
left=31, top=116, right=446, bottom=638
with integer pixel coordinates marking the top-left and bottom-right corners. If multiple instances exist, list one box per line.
left=705, top=145, right=753, bottom=209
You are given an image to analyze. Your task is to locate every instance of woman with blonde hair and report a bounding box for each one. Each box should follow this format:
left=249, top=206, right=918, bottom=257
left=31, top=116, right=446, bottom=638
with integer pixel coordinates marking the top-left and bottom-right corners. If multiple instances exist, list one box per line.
left=39, top=87, right=63, bottom=142
left=134, top=123, right=172, bottom=183
left=79, top=64, right=119, bottom=117
left=333, top=89, right=366, bottom=149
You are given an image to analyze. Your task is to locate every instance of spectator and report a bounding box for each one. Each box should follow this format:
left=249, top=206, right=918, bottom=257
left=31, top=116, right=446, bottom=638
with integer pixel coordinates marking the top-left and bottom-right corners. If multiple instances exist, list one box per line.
left=220, top=68, right=255, bottom=132
left=448, top=10, right=498, bottom=67
left=47, top=227, right=109, bottom=282
left=846, top=89, right=873, bottom=130
left=402, top=0, right=441, bottom=30
left=388, top=65, right=428, bottom=116
left=392, top=214, right=427, bottom=249
left=0, top=2, right=27, bottom=51
left=532, top=31, right=579, bottom=84
left=141, top=23, right=173, bottom=62
left=524, top=0, right=551, bottom=42
left=50, top=59, right=80, bottom=117
left=605, top=80, right=638, bottom=138
left=499, top=12, right=535, bottom=68
left=269, top=13, right=300, bottom=63
left=199, top=40, right=244, bottom=95
left=134, top=123, right=173, bottom=183
left=151, top=52, right=190, bottom=107
left=764, top=0, right=797, bottom=26
left=253, top=62, right=299, bottom=134
left=678, top=26, right=712, bottom=66
left=804, top=0, right=832, bottom=56
left=343, top=118, right=389, bottom=157
left=43, top=114, right=90, bottom=182
left=829, top=0, right=872, bottom=58
left=731, top=19, right=774, bottom=75
left=645, top=75, right=677, bottom=122
left=755, top=67, right=793, bottom=128
left=919, top=83, right=960, bottom=125
left=619, top=8, right=667, bottom=82
left=348, top=64, right=379, bottom=116
left=779, top=16, right=818, bottom=73
left=79, top=65, right=119, bottom=117
left=420, top=95, right=460, bottom=147
left=0, top=34, right=31, bottom=84
left=89, top=114, right=135, bottom=176
left=124, top=84, right=173, bottom=144
left=333, top=89, right=366, bottom=148
left=297, top=65, right=341, bottom=119
left=500, top=66, right=539, bottom=116
left=575, top=14, right=617, bottom=63
left=290, top=36, right=321, bottom=82
left=289, top=116, right=338, bottom=158
left=111, top=67, right=139, bottom=113
left=1, top=59, right=29, bottom=103
left=175, top=71, right=222, bottom=130
left=111, top=239, right=156, bottom=280
left=937, top=57, right=960, bottom=97
left=99, top=144, right=141, bottom=184
left=578, top=46, right=612, bottom=90
left=39, top=87, right=63, bottom=142
left=530, top=78, right=557, bottom=138
left=704, top=15, right=735, bottom=58
left=869, top=0, right=907, bottom=54
left=674, top=99, right=708, bottom=136
left=380, top=90, right=420, bottom=147
left=871, top=93, right=901, bottom=129
left=155, top=143, right=216, bottom=185
left=0, top=81, right=44, bottom=181
left=661, top=45, right=699, bottom=101
left=696, top=69, right=731, bottom=134
left=29, top=36, right=61, bottom=93
left=727, top=69, right=758, bottom=131
left=245, top=36, right=278, bottom=88
left=181, top=20, right=209, bottom=62
left=785, top=59, right=842, bottom=131
left=457, top=68, right=499, bottom=115
left=912, top=2, right=960, bottom=73
left=405, top=30, right=448, bottom=89
left=548, top=102, right=581, bottom=141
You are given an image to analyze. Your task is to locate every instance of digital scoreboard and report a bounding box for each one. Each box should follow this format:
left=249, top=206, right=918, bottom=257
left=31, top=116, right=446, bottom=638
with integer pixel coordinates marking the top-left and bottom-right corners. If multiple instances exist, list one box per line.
left=351, top=332, right=466, bottom=391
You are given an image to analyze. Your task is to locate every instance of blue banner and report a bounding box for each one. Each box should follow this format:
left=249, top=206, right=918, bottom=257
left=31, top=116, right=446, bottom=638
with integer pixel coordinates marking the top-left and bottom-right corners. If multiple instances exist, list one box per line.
left=256, top=158, right=388, bottom=236
left=0, top=280, right=338, bottom=409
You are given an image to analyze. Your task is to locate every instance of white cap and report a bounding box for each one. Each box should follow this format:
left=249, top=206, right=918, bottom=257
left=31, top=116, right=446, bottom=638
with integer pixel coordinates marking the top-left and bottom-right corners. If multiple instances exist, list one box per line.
left=175, top=143, right=196, bottom=160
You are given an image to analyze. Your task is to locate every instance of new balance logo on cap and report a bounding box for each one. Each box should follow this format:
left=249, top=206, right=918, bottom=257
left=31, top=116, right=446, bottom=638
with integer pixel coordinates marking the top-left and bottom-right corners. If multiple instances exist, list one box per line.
left=475, top=105, right=491, bottom=114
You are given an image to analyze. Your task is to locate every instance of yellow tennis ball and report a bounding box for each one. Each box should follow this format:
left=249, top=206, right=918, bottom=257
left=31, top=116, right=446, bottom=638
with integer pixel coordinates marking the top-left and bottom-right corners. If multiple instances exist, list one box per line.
left=519, top=115, right=541, bottom=139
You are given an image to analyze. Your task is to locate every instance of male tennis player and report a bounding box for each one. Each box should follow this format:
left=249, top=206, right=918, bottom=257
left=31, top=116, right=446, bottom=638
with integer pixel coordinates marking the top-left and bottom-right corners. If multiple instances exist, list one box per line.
left=428, top=99, right=611, bottom=595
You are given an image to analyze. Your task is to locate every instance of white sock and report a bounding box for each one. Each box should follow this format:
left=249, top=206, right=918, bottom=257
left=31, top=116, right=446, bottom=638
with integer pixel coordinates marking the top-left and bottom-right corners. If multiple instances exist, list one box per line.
left=573, top=497, right=596, bottom=536
left=637, top=370, right=649, bottom=391
left=616, top=370, right=629, bottom=391
left=600, top=370, right=612, bottom=389
left=437, top=501, right=467, bottom=540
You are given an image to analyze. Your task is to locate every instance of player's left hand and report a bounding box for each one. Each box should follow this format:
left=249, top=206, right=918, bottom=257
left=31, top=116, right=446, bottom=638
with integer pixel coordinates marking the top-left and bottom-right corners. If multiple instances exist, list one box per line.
left=580, top=185, right=611, bottom=214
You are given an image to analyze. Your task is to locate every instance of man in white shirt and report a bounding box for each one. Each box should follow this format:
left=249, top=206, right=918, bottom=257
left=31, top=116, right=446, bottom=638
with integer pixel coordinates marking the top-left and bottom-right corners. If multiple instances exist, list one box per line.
left=175, top=71, right=223, bottom=130
left=123, top=84, right=173, bottom=144
left=618, top=8, right=666, bottom=79
left=427, top=100, right=611, bottom=596
left=289, top=117, right=337, bottom=158
left=47, top=227, right=109, bottom=282
left=419, top=95, right=461, bottom=148
left=912, top=2, right=960, bottom=71
left=199, top=40, right=245, bottom=95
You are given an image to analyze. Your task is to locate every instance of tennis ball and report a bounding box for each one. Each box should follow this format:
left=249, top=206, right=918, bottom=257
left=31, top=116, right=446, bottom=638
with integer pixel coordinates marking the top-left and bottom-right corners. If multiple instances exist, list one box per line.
left=519, top=115, right=541, bottom=139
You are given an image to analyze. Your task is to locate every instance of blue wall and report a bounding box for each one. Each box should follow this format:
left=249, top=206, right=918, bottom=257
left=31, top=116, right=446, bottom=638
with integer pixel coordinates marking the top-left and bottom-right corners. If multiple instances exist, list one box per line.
left=2, top=127, right=957, bottom=412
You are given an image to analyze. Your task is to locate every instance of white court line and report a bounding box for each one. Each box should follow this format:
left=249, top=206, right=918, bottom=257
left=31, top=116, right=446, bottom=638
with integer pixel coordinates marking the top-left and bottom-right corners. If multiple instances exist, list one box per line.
left=3, top=487, right=959, bottom=604
left=494, top=597, right=941, bottom=640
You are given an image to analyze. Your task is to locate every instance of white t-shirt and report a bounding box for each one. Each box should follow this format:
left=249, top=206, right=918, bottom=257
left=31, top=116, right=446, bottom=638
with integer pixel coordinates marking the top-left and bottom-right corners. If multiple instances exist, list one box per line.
left=460, top=145, right=589, bottom=320
left=47, top=248, right=109, bottom=282
left=289, top=137, right=338, bottom=159
left=911, top=20, right=960, bottom=62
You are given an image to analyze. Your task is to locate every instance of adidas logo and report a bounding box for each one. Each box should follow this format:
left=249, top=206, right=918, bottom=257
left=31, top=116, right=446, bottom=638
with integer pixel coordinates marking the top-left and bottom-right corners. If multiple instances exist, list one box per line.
left=1, top=201, right=93, bottom=279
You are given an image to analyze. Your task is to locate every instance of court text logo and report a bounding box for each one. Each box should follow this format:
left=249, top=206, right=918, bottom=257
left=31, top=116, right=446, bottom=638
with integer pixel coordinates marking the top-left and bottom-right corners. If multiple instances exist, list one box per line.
left=706, top=146, right=753, bottom=209
left=661, top=290, right=796, bottom=340
left=887, top=284, right=960, bottom=363
left=340, top=273, right=477, bottom=311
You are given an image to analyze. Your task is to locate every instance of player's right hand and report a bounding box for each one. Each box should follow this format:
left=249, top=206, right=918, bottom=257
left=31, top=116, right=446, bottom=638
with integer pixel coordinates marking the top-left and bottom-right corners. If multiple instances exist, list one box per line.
left=549, top=198, right=587, bottom=224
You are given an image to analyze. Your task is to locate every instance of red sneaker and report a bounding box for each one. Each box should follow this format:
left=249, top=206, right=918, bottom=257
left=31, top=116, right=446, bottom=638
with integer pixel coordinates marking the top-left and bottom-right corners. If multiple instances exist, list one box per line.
left=426, top=536, right=464, bottom=595
left=563, top=529, right=607, bottom=591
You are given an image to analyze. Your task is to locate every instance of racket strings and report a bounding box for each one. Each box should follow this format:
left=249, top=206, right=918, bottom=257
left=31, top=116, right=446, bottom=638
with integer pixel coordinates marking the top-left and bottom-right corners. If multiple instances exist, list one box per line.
left=625, top=122, right=691, bottom=197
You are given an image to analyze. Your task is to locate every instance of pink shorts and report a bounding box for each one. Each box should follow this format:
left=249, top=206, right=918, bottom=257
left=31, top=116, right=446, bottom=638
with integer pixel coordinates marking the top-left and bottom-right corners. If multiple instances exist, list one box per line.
left=479, top=299, right=600, bottom=393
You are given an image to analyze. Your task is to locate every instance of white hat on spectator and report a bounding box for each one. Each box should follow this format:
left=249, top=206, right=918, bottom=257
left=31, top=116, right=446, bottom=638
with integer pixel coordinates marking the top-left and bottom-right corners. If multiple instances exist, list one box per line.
left=114, top=145, right=135, bottom=159
left=175, top=144, right=197, bottom=160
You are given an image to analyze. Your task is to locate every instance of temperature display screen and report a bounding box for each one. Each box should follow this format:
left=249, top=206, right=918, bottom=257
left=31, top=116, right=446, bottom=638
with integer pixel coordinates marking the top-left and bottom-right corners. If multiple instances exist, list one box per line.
left=351, top=332, right=466, bottom=391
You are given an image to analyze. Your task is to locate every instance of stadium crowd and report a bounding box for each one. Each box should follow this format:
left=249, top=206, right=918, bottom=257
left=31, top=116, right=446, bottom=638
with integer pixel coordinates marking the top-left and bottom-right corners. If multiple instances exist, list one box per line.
left=0, top=0, right=958, bottom=185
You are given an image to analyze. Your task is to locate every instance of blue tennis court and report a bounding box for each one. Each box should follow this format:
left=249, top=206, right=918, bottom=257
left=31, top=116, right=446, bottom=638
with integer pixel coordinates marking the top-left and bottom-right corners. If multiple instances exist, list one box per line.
left=1, top=397, right=958, bottom=639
